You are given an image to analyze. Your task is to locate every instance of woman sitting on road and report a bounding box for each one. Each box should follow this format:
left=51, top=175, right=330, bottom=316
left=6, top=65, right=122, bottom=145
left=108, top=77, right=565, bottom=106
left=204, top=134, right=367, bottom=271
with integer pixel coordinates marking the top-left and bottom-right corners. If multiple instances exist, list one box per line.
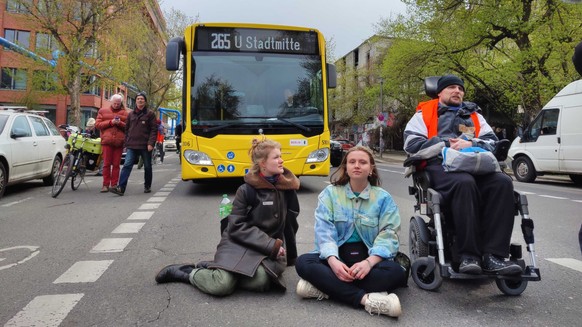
left=295, top=146, right=407, bottom=318
left=155, top=137, right=300, bottom=296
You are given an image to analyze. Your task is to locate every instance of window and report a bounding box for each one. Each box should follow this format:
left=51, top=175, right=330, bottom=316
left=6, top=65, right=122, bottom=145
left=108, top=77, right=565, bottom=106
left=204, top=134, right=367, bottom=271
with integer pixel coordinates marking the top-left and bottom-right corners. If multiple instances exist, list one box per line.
left=85, top=41, right=98, bottom=58
left=29, top=116, right=49, bottom=136
left=528, top=108, right=559, bottom=141
left=6, top=0, right=31, bottom=14
left=11, top=116, right=32, bottom=137
left=1, top=68, right=28, bottom=90
left=82, top=75, right=101, bottom=96
left=33, top=70, right=58, bottom=91
left=4, top=29, right=31, bottom=49
left=35, top=33, right=58, bottom=53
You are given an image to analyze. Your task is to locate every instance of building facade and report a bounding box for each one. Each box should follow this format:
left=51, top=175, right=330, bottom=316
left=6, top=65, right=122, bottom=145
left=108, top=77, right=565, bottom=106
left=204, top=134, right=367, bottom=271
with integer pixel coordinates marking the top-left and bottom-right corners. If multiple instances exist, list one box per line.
left=0, top=0, right=167, bottom=128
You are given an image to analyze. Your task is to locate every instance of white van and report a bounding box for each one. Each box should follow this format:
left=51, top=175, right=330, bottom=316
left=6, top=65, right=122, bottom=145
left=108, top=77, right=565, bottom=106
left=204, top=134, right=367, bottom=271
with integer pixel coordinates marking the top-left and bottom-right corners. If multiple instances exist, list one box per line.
left=508, top=79, right=582, bottom=185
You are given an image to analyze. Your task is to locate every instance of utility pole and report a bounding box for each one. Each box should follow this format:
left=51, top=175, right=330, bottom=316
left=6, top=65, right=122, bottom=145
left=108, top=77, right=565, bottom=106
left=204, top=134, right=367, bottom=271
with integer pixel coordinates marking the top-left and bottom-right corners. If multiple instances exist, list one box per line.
left=379, top=78, right=383, bottom=158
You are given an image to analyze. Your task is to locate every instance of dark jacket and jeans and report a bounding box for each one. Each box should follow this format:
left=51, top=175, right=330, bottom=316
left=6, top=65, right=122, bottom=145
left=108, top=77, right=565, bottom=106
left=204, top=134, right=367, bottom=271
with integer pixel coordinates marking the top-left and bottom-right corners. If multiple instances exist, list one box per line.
left=117, top=107, right=157, bottom=192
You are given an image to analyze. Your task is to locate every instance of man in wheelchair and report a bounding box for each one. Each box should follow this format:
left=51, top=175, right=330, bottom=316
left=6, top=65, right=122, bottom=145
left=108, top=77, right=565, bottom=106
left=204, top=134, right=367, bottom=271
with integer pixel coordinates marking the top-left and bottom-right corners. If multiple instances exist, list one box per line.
left=403, top=74, right=521, bottom=276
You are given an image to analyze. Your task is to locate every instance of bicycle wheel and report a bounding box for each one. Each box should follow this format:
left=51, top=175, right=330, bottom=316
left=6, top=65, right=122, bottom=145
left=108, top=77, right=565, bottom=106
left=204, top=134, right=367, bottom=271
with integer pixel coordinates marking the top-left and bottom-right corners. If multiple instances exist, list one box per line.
left=71, top=153, right=87, bottom=190
left=51, top=153, right=74, bottom=198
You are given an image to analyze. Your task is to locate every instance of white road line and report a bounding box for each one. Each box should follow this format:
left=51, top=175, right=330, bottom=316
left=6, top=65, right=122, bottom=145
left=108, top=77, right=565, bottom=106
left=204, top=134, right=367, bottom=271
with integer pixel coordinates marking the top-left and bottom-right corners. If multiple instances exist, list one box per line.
left=546, top=258, right=582, bottom=273
left=127, top=211, right=154, bottom=220
left=54, top=260, right=114, bottom=283
left=138, top=203, right=161, bottom=210
left=4, top=293, right=84, bottom=327
left=377, top=168, right=405, bottom=174
left=160, top=188, right=173, bottom=191
left=514, top=190, right=536, bottom=195
left=90, top=238, right=132, bottom=253
left=539, top=195, right=569, bottom=200
left=572, top=200, right=582, bottom=203
left=111, top=223, right=145, bottom=234
left=147, top=197, right=166, bottom=203
left=154, top=191, right=171, bottom=196
left=0, top=258, right=5, bottom=262
left=1, top=197, right=33, bottom=207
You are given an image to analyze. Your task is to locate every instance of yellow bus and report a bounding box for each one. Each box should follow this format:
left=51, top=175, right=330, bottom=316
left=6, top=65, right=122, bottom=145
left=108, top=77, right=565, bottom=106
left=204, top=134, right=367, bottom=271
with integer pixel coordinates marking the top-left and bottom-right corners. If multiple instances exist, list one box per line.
left=166, top=23, right=336, bottom=181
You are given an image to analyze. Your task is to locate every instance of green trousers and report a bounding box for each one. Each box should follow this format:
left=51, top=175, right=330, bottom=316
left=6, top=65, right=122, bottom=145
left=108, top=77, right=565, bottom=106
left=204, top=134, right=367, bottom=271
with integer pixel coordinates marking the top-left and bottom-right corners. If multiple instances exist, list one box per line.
left=189, top=265, right=271, bottom=296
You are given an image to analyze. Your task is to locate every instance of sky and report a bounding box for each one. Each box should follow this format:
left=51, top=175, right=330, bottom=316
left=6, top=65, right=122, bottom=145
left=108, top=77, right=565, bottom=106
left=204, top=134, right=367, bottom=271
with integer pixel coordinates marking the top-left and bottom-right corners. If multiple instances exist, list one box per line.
left=158, top=0, right=408, bottom=58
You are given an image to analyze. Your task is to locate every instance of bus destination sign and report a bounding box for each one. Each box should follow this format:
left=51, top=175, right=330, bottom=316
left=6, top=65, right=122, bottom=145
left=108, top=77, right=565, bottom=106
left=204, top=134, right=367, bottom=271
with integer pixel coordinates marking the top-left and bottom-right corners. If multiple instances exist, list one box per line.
left=195, top=27, right=319, bottom=55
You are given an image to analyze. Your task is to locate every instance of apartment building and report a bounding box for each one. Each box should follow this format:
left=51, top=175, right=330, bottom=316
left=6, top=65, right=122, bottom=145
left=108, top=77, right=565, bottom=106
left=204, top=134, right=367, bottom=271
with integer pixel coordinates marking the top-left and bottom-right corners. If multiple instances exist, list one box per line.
left=0, top=0, right=167, bottom=127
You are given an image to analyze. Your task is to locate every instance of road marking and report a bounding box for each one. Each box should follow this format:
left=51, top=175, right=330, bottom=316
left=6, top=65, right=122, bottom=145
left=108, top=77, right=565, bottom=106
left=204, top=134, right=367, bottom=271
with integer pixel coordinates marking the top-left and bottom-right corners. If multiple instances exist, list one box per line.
left=1, top=197, right=33, bottom=207
left=154, top=191, right=171, bottom=196
left=377, top=168, right=405, bottom=174
left=0, top=257, right=5, bottom=262
left=147, top=197, right=166, bottom=203
left=127, top=211, right=154, bottom=220
left=54, top=260, right=114, bottom=283
left=111, top=223, right=145, bottom=234
left=4, top=293, right=84, bottom=327
left=514, top=190, right=536, bottom=194
left=90, top=238, right=132, bottom=253
left=539, top=195, right=569, bottom=200
left=572, top=200, right=582, bottom=203
left=546, top=258, right=582, bottom=273
left=139, top=203, right=160, bottom=210
left=0, top=246, right=40, bottom=271
left=160, top=187, right=173, bottom=191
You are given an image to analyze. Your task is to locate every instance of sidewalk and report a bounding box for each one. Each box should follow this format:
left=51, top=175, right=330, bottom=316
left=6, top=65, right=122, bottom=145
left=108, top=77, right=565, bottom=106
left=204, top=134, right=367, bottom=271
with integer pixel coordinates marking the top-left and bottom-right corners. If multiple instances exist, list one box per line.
left=373, top=150, right=407, bottom=165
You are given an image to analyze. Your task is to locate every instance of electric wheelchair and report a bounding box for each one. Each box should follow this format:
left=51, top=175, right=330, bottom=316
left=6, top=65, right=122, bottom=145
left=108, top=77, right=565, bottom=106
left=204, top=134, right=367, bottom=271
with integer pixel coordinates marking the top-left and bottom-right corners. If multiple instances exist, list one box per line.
left=403, top=77, right=541, bottom=295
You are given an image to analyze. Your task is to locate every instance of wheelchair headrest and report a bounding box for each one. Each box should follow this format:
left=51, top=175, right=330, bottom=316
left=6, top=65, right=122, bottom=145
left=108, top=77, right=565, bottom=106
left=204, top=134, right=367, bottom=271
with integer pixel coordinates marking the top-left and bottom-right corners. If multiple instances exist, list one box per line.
left=425, top=76, right=441, bottom=99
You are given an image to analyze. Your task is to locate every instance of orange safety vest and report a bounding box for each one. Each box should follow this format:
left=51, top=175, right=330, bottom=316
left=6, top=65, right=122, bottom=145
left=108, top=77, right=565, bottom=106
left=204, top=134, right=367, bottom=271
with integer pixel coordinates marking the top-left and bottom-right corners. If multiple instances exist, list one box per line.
left=416, top=98, right=480, bottom=138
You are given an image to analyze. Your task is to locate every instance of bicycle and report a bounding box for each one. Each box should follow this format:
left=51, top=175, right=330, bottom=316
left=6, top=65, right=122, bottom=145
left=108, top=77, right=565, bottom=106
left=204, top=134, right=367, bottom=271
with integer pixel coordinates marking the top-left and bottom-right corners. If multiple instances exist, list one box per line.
left=51, top=128, right=101, bottom=198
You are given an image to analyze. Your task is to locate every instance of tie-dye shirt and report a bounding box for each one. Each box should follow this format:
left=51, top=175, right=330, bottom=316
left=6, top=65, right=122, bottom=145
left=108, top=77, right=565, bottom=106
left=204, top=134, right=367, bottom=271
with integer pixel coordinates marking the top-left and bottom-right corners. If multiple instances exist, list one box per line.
left=313, top=183, right=401, bottom=260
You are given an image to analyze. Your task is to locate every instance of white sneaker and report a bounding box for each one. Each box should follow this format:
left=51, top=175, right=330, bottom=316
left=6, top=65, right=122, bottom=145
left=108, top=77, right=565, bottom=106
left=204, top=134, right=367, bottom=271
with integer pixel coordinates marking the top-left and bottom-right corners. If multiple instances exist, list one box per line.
left=296, top=279, right=329, bottom=300
left=364, top=292, right=402, bottom=317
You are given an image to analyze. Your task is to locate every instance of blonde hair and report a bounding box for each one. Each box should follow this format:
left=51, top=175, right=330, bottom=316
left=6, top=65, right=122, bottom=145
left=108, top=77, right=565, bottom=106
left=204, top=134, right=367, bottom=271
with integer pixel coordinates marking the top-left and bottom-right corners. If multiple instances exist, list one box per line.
left=248, top=137, right=281, bottom=174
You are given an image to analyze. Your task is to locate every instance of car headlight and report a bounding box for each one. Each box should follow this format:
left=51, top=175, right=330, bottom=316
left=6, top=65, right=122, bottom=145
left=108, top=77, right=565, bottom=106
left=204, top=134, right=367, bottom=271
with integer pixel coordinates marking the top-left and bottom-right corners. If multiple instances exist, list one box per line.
left=184, top=150, right=213, bottom=165
left=306, top=148, right=329, bottom=163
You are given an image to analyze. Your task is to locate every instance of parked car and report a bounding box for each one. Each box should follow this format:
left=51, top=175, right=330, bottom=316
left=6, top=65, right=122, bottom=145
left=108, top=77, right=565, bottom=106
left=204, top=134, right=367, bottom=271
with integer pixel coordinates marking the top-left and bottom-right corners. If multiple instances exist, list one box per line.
left=163, top=135, right=177, bottom=151
left=0, top=107, right=66, bottom=199
left=330, top=140, right=345, bottom=167
left=335, top=139, right=354, bottom=151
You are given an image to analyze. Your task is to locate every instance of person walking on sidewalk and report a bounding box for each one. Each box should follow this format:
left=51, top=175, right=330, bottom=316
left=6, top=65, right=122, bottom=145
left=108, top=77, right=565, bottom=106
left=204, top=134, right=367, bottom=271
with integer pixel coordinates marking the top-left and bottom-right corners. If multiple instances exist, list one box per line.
left=110, top=92, right=157, bottom=195
left=95, top=94, right=128, bottom=192
left=294, top=146, right=407, bottom=318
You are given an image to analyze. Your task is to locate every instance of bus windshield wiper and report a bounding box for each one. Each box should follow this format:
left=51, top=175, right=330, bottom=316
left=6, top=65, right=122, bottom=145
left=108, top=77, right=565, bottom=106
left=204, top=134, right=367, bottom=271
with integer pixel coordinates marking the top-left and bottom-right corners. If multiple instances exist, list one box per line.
left=237, top=116, right=311, bottom=132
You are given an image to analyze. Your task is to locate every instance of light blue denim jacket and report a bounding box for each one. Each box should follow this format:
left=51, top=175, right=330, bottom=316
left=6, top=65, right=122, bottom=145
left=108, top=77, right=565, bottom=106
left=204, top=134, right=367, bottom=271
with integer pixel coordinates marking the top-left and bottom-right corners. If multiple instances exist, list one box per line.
left=314, top=183, right=401, bottom=261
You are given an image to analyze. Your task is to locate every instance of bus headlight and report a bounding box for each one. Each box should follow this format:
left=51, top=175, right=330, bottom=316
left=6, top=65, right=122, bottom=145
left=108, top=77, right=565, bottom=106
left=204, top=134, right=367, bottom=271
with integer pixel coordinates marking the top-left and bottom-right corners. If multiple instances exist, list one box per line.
left=184, top=150, right=213, bottom=165
left=306, top=148, right=329, bottom=163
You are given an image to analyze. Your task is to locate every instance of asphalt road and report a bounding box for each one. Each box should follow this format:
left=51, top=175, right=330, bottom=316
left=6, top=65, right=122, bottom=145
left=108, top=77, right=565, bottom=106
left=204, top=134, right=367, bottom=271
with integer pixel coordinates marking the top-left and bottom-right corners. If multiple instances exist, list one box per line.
left=1, top=152, right=581, bottom=326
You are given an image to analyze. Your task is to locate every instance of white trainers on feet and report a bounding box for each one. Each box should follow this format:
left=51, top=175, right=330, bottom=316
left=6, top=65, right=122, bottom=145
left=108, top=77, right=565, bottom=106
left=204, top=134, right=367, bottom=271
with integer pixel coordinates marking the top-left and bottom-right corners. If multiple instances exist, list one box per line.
left=364, top=292, right=402, bottom=317
left=296, top=279, right=329, bottom=300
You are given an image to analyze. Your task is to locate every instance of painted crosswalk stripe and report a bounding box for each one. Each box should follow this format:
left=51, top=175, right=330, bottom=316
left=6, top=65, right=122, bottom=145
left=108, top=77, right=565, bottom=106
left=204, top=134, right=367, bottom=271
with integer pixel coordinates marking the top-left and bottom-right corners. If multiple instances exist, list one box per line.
left=138, top=203, right=160, bottom=210
left=154, top=191, right=171, bottom=196
left=147, top=197, right=166, bottom=203
left=54, top=260, right=114, bottom=283
left=127, top=211, right=154, bottom=220
left=112, top=223, right=145, bottom=234
left=90, top=238, right=132, bottom=253
left=4, top=293, right=84, bottom=327
left=160, top=187, right=173, bottom=191
left=546, top=258, right=582, bottom=273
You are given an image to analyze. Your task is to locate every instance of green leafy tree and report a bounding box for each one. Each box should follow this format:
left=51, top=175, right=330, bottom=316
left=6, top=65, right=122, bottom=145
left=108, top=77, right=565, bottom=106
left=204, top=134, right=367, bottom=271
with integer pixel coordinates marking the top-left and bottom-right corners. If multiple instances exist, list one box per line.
left=377, top=0, right=582, bottom=126
left=15, top=0, right=139, bottom=126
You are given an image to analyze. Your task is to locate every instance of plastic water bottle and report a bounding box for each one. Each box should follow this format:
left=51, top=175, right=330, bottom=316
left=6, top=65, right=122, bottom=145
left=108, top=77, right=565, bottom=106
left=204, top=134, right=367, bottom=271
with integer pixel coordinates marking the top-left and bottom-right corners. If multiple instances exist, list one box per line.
left=219, top=194, right=232, bottom=219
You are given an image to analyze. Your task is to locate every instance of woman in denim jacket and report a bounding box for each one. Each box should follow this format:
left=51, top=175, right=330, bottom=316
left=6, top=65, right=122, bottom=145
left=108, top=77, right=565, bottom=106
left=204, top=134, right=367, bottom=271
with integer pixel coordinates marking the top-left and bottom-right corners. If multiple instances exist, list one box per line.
left=295, top=146, right=406, bottom=318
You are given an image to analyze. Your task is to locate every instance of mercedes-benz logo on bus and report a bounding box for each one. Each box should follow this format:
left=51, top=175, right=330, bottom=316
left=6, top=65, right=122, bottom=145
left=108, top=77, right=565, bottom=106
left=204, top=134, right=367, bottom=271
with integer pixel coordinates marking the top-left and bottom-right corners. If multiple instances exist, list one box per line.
left=258, top=128, right=264, bottom=135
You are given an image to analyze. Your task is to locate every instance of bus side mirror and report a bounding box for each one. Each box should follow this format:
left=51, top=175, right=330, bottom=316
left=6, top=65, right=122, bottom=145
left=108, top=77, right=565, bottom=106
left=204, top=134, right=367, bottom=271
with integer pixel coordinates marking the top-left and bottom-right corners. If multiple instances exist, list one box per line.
left=166, top=37, right=184, bottom=71
left=327, top=63, right=337, bottom=88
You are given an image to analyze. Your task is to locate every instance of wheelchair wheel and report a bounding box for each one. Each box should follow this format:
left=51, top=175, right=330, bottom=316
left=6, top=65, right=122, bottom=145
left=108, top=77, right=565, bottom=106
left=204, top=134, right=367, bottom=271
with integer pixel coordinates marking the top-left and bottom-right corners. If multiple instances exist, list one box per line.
left=496, top=278, right=528, bottom=296
left=409, top=217, right=429, bottom=262
left=411, top=257, right=443, bottom=291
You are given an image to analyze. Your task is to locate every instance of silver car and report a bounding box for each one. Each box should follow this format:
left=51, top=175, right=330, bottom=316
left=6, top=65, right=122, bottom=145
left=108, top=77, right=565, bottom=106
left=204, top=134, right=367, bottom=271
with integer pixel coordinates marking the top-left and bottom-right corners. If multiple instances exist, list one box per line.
left=0, top=108, right=66, bottom=199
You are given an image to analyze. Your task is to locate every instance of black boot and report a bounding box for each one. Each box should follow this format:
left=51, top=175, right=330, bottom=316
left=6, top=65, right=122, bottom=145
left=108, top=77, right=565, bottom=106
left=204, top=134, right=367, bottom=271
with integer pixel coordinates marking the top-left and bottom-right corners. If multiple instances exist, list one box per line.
left=482, top=254, right=522, bottom=275
left=155, top=264, right=195, bottom=284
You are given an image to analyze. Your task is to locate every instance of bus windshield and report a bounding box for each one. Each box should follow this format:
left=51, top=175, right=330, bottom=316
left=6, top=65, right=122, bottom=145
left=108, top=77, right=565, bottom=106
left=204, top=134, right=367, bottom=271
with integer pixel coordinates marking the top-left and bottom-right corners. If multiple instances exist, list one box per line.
left=190, top=52, right=324, bottom=137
